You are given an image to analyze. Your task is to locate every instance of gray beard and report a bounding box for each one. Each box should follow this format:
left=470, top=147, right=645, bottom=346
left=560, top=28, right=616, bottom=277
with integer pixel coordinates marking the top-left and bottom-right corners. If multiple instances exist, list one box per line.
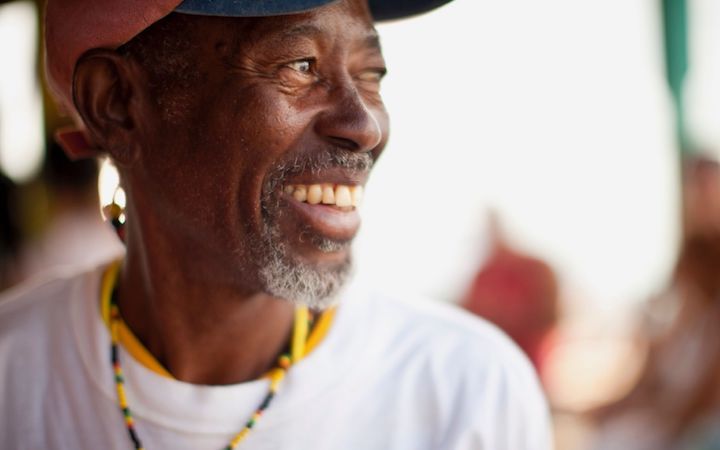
left=257, top=225, right=353, bottom=310
left=255, top=150, right=372, bottom=310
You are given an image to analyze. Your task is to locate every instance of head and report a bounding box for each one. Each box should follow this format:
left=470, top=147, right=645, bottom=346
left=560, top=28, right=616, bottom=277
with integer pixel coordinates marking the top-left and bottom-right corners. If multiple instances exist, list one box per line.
left=676, top=155, right=720, bottom=299
left=682, top=156, right=720, bottom=239
left=63, top=0, right=395, bottom=309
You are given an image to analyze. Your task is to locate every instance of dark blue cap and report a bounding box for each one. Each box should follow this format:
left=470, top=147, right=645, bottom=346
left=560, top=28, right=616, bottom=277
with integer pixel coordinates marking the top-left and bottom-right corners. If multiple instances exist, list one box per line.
left=175, top=0, right=453, bottom=21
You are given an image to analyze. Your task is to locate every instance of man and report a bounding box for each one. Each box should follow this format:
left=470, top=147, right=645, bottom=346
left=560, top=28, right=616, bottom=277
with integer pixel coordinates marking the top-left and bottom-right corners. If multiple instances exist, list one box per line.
left=0, top=0, right=552, bottom=448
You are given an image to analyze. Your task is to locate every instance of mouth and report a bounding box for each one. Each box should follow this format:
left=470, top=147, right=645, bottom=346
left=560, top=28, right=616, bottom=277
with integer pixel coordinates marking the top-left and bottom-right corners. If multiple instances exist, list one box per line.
left=282, top=182, right=364, bottom=244
left=285, top=183, right=363, bottom=208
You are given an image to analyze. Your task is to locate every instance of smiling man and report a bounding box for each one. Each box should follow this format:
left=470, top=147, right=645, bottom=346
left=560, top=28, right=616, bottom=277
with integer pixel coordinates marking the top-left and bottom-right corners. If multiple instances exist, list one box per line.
left=0, top=0, right=552, bottom=449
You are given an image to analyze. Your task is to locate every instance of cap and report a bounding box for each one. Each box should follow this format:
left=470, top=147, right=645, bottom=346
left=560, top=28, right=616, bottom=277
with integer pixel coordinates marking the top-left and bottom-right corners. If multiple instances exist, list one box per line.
left=175, top=0, right=453, bottom=21
left=44, top=0, right=453, bottom=155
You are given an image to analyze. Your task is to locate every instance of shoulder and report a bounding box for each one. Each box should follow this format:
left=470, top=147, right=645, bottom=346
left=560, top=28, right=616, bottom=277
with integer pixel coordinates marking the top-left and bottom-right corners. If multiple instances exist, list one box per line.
left=363, top=290, right=533, bottom=372
left=0, top=264, right=96, bottom=318
left=0, top=263, right=110, bottom=443
left=0, top=263, right=104, bottom=352
left=350, top=289, right=553, bottom=449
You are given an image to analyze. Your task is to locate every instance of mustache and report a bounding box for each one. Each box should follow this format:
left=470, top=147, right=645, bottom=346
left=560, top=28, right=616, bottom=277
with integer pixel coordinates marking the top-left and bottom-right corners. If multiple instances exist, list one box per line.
left=277, top=149, right=373, bottom=176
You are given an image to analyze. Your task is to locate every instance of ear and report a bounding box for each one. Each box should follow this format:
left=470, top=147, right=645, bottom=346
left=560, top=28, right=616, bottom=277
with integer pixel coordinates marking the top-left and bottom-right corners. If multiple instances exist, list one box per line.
left=72, top=49, right=143, bottom=166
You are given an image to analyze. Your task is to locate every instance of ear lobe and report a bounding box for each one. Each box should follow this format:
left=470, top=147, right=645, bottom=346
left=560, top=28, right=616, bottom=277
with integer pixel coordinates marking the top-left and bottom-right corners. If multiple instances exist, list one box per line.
left=72, top=49, right=139, bottom=166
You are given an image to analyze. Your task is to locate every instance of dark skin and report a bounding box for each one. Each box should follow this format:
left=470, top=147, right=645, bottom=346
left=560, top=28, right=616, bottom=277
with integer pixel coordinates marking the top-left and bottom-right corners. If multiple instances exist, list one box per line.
left=71, top=0, right=389, bottom=384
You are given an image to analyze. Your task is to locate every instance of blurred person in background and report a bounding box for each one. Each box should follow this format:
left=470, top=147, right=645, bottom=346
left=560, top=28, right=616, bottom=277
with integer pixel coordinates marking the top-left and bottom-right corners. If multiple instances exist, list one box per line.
left=0, top=0, right=121, bottom=290
left=462, top=213, right=560, bottom=382
left=14, top=142, right=123, bottom=284
left=591, top=155, right=720, bottom=450
left=0, top=173, right=21, bottom=288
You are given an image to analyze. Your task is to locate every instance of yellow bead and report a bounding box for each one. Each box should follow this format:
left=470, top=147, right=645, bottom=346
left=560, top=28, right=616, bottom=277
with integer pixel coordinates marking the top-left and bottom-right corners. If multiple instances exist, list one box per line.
left=278, top=355, right=291, bottom=369
left=117, top=388, right=127, bottom=407
left=270, top=372, right=285, bottom=391
left=103, top=203, right=122, bottom=220
left=231, top=428, right=251, bottom=446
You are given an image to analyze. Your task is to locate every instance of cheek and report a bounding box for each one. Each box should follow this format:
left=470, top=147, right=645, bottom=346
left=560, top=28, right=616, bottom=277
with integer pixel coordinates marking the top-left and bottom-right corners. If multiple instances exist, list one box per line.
left=187, top=89, right=316, bottom=224
left=139, top=77, right=329, bottom=230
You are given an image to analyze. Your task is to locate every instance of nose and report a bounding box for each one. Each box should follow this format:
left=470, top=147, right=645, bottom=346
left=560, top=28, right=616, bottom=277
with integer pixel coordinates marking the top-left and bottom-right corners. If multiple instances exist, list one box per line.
left=314, top=84, right=383, bottom=153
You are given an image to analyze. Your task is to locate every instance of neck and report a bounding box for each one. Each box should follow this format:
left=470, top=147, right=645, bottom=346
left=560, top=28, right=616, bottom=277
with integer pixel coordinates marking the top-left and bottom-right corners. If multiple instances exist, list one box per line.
left=115, top=245, right=295, bottom=386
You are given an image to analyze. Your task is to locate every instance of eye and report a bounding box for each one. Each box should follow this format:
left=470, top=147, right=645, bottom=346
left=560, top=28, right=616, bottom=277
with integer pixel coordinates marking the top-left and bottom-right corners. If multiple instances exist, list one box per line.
left=355, top=67, right=387, bottom=93
left=277, top=58, right=318, bottom=88
left=286, top=59, right=314, bottom=74
left=356, top=67, right=387, bottom=83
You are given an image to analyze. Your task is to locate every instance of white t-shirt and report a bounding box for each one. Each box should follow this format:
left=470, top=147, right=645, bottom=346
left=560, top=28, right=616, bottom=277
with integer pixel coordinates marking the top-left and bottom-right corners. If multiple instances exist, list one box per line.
left=0, top=263, right=552, bottom=450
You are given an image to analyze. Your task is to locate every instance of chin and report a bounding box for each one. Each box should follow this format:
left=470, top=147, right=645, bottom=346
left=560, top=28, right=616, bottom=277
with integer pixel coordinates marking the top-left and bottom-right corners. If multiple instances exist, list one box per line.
left=259, top=244, right=354, bottom=310
left=256, top=173, right=358, bottom=309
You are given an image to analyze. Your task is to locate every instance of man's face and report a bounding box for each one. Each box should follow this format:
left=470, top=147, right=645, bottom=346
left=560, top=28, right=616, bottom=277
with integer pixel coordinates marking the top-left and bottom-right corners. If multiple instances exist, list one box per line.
left=126, top=0, right=388, bottom=308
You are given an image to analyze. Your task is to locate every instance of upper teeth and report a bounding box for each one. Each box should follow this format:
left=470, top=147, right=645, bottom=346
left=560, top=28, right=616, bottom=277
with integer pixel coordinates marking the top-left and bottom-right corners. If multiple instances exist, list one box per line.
left=286, top=184, right=363, bottom=207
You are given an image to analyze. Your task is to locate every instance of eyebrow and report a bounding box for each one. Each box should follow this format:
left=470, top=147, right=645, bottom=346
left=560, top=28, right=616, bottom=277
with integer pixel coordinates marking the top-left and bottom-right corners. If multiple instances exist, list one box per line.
left=364, top=32, right=382, bottom=52
left=280, top=24, right=323, bottom=39
left=278, top=24, right=382, bottom=51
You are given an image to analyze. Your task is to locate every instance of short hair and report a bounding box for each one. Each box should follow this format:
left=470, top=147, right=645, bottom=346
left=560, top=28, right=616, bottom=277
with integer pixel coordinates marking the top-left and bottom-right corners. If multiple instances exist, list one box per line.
left=115, top=13, right=202, bottom=121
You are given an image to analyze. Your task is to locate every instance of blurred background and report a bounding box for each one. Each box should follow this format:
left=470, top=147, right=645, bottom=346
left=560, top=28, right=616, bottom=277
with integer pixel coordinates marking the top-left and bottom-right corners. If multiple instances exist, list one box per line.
left=1, top=0, right=719, bottom=448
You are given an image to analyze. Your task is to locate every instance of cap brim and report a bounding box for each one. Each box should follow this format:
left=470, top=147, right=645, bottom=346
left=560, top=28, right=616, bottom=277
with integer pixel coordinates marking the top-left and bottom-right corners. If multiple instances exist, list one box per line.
left=175, top=0, right=453, bottom=21
left=175, top=0, right=336, bottom=17
left=368, top=0, right=453, bottom=21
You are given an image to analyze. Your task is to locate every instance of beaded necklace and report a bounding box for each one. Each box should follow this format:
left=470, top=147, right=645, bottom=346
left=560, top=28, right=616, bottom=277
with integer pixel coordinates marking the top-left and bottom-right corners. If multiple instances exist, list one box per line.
left=102, top=263, right=314, bottom=450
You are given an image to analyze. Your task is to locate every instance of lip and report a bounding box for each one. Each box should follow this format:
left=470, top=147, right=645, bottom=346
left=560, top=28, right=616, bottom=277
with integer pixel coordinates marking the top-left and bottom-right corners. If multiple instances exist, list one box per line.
left=285, top=195, right=361, bottom=242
